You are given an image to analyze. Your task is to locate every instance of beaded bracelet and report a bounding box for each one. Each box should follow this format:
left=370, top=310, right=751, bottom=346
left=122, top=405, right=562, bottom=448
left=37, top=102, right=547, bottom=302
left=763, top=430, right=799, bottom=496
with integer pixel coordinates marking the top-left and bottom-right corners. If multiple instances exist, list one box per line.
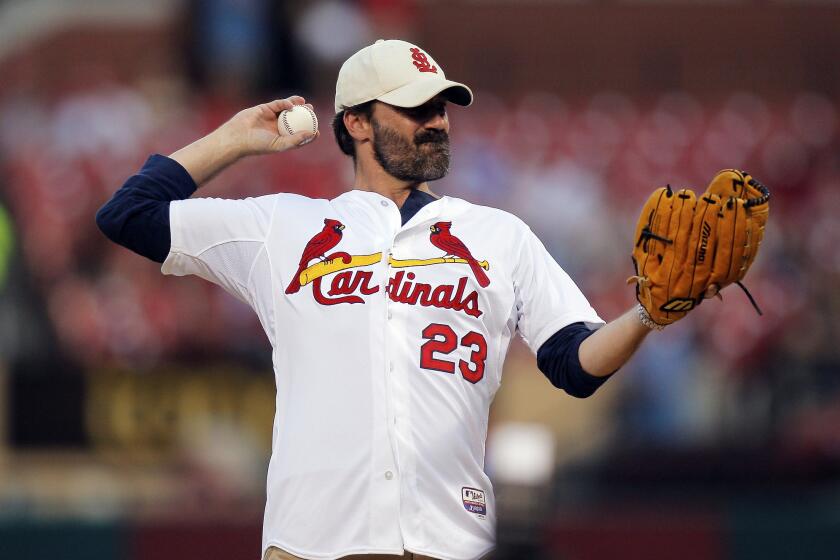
left=636, top=303, right=665, bottom=331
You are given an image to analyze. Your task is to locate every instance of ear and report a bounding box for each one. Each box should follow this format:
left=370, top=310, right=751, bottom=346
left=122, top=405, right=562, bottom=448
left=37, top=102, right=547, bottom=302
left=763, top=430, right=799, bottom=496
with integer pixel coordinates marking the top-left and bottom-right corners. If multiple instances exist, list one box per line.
left=344, top=110, right=373, bottom=144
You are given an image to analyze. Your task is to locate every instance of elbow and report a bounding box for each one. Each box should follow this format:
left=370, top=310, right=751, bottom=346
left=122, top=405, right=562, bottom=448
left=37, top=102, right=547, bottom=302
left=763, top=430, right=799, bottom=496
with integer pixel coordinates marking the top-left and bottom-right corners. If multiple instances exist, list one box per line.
left=561, top=366, right=619, bottom=399
left=537, top=325, right=611, bottom=399
left=540, top=356, right=611, bottom=399
left=539, top=354, right=595, bottom=398
left=558, top=380, right=598, bottom=399
left=95, top=202, right=121, bottom=243
left=542, top=367, right=598, bottom=399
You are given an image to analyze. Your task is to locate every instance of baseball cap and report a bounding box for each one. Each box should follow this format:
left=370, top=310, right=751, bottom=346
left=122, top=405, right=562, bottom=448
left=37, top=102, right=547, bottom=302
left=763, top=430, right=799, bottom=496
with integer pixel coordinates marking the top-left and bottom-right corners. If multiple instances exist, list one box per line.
left=334, top=39, right=473, bottom=113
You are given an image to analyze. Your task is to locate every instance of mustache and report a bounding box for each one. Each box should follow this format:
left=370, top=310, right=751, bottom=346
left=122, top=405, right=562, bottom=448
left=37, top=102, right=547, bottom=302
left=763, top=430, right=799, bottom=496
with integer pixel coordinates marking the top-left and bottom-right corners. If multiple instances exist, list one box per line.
left=414, top=129, right=449, bottom=145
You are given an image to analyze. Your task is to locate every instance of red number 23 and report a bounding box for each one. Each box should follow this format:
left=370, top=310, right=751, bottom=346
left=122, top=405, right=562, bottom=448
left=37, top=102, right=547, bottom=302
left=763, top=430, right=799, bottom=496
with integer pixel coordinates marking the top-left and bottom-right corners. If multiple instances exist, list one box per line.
left=420, top=324, right=487, bottom=384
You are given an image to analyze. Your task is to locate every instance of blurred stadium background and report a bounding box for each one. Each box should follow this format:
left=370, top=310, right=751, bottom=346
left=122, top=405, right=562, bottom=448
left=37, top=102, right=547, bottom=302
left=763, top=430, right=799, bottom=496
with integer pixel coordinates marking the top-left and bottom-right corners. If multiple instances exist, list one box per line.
left=1, top=0, right=839, bottom=559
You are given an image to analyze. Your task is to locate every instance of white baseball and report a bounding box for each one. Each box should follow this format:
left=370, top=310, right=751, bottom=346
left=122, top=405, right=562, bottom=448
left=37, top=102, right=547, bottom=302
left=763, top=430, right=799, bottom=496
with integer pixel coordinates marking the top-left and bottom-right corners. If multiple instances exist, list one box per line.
left=277, top=105, right=318, bottom=144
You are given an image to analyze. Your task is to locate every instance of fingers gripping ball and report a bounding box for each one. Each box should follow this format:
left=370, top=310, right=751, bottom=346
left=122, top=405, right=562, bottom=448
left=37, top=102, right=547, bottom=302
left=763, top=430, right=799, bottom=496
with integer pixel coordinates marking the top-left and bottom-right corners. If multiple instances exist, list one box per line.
left=628, top=170, right=770, bottom=328
left=277, top=105, right=318, bottom=145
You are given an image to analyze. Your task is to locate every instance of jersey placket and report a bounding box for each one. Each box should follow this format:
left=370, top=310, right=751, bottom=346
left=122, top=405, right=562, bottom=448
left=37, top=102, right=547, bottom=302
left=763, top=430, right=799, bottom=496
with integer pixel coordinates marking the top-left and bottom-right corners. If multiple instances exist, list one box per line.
left=389, top=200, right=448, bottom=550
left=388, top=230, right=428, bottom=550
left=366, top=195, right=406, bottom=548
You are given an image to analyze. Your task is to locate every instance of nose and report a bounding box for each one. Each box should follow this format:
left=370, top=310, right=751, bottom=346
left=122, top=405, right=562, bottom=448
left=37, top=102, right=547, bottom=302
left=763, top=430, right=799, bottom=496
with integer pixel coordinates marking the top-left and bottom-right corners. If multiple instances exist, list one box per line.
left=424, top=111, right=448, bottom=132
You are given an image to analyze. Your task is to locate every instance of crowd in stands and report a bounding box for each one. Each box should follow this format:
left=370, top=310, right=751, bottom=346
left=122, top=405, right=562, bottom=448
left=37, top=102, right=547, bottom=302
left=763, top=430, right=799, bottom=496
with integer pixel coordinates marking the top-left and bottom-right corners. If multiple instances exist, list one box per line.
left=1, top=81, right=837, bottom=447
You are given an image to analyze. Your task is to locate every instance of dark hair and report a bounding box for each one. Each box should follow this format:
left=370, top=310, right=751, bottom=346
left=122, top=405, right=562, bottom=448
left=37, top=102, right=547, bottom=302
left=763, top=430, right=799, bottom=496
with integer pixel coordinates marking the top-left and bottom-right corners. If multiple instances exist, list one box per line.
left=332, top=101, right=375, bottom=160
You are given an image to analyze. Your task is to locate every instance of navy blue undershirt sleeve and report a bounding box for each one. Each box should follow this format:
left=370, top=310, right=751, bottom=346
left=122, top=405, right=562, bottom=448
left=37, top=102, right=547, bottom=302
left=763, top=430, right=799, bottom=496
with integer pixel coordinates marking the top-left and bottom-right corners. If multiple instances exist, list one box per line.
left=400, top=188, right=437, bottom=225
left=95, top=154, right=197, bottom=263
left=536, top=322, right=614, bottom=398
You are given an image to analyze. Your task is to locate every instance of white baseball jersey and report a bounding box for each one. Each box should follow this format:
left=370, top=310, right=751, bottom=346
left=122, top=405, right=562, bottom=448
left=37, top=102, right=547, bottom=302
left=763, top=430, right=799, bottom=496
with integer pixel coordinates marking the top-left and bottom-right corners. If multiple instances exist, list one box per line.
left=162, top=189, right=603, bottom=560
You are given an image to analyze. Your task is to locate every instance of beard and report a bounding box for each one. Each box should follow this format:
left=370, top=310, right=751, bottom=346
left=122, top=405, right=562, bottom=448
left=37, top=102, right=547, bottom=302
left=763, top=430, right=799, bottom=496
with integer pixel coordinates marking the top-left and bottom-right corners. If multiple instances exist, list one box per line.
left=371, top=120, right=451, bottom=183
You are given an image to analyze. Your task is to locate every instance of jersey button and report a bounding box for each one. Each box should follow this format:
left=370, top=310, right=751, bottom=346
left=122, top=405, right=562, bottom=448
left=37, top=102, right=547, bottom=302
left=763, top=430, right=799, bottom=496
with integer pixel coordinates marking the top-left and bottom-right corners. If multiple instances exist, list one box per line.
left=384, top=471, right=394, bottom=480
left=389, top=362, right=394, bottom=372
left=387, top=310, right=393, bottom=320
left=380, top=200, right=388, bottom=207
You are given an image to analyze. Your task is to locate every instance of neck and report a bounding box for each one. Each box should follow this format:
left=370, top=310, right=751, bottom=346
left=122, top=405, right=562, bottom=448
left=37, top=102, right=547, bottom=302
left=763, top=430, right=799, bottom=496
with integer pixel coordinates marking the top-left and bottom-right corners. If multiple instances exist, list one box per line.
left=352, top=158, right=437, bottom=208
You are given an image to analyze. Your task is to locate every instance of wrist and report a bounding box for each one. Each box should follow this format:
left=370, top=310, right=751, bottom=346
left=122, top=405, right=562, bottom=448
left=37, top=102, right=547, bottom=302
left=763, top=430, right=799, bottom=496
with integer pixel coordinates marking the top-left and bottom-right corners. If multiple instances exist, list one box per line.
left=636, top=303, right=665, bottom=331
left=211, top=123, right=247, bottom=163
left=168, top=126, right=243, bottom=187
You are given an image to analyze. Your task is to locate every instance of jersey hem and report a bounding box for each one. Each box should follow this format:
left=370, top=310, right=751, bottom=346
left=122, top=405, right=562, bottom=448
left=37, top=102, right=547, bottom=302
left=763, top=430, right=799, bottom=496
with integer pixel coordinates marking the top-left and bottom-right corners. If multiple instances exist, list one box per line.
left=262, top=542, right=496, bottom=560
left=405, top=544, right=497, bottom=560
left=262, top=541, right=405, bottom=560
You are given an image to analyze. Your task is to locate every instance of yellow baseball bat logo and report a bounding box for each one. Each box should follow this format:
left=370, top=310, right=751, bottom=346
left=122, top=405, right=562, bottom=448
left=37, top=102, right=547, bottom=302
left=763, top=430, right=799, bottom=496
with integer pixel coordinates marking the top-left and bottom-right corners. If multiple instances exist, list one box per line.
left=297, top=253, right=491, bottom=287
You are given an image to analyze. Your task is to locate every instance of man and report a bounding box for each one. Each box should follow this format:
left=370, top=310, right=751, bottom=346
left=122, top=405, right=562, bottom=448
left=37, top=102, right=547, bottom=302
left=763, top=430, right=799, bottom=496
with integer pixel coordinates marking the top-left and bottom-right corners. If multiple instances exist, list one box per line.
left=97, top=39, right=653, bottom=560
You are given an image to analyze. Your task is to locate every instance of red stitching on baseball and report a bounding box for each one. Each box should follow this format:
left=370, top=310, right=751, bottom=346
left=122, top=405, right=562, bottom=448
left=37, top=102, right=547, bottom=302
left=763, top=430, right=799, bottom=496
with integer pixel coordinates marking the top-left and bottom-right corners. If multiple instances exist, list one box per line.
left=282, top=113, right=294, bottom=135
left=282, top=107, right=317, bottom=136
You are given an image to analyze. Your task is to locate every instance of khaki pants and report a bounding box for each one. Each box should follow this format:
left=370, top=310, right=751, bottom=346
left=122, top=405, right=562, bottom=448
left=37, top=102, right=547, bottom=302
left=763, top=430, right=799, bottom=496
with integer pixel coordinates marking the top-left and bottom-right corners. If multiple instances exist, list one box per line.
left=263, top=547, right=440, bottom=560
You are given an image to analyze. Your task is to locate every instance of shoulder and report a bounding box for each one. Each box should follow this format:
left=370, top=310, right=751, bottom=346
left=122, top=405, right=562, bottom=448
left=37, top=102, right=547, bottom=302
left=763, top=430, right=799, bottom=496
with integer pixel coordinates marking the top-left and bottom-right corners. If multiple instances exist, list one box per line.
left=176, top=192, right=331, bottom=213
left=170, top=192, right=331, bottom=236
left=443, top=196, right=532, bottom=233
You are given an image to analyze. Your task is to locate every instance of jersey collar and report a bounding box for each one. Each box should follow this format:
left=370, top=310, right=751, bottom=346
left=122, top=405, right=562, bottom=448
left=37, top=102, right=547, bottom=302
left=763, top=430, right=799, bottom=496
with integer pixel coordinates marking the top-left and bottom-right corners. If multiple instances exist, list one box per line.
left=333, top=189, right=470, bottom=231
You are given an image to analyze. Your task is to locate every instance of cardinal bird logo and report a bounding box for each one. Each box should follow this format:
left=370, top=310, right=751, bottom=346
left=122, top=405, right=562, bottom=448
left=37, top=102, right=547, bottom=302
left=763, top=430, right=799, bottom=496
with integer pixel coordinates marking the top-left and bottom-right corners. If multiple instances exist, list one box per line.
left=285, top=218, right=345, bottom=294
left=429, top=221, right=490, bottom=287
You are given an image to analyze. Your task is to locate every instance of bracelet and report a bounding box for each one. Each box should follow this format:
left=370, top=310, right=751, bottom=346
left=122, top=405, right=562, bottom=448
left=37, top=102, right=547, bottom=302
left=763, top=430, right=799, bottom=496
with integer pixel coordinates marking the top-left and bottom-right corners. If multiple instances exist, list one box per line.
left=636, top=303, right=665, bottom=331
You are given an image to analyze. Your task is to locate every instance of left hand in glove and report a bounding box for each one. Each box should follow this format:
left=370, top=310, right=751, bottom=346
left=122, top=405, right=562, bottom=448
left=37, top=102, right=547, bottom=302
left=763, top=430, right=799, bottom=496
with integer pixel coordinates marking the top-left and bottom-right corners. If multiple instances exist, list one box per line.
left=628, top=170, right=770, bottom=328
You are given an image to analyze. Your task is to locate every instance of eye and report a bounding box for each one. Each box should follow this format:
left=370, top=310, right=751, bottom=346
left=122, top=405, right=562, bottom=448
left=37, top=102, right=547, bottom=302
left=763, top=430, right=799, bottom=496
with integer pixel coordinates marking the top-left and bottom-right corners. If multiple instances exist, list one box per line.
left=398, top=102, right=447, bottom=122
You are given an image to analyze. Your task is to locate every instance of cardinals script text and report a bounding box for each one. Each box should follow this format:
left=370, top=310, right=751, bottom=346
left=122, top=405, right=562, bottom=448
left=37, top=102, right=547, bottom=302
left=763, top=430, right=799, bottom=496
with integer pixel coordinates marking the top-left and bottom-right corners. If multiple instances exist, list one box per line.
left=305, top=266, right=482, bottom=318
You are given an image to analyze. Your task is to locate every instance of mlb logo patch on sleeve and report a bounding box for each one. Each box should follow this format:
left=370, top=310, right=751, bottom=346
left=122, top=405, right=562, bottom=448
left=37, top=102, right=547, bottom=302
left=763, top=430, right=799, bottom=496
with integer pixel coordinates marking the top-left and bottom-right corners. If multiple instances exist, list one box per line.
left=461, top=487, right=486, bottom=517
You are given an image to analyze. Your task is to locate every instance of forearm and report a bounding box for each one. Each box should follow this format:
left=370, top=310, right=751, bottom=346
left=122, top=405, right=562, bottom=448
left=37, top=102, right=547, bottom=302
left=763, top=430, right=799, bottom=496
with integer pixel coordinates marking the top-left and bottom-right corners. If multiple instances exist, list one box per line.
left=168, top=125, right=241, bottom=188
left=97, top=97, right=311, bottom=260
left=578, top=306, right=650, bottom=377
left=168, top=96, right=313, bottom=187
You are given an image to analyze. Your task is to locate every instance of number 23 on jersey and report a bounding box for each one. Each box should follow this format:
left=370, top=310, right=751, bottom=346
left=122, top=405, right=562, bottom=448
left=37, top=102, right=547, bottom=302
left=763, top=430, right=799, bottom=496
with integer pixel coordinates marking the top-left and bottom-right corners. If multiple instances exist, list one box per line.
left=420, top=323, right=487, bottom=384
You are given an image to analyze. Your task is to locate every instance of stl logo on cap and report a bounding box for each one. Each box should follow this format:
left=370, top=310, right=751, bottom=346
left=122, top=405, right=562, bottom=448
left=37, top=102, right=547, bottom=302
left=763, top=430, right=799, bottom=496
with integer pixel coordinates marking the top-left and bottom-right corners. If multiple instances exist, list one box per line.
left=410, top=47, right=438, bottom=74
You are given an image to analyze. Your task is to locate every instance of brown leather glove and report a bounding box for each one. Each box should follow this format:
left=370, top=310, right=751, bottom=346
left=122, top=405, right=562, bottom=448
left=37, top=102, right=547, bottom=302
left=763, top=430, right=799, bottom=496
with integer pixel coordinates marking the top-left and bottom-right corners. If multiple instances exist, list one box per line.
left=628, top=170, right=770, bottom=327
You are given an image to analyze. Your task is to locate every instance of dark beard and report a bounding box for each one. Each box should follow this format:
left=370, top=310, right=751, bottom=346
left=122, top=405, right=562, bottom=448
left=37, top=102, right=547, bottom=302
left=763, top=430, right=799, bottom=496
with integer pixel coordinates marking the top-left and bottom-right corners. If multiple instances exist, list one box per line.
left=372, top=120, right=451, bottom=183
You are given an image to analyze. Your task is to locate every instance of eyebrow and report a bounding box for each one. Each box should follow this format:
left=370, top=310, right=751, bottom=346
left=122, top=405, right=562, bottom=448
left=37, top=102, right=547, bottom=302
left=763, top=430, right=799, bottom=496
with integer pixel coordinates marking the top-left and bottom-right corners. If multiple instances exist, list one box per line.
left=397, top=100, right=447, bottom=116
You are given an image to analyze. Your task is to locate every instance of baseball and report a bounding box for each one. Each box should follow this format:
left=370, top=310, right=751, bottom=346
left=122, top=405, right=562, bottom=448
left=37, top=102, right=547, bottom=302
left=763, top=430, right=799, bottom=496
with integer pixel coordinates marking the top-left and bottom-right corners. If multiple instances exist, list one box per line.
left=277, top=105, right=318, bottom=144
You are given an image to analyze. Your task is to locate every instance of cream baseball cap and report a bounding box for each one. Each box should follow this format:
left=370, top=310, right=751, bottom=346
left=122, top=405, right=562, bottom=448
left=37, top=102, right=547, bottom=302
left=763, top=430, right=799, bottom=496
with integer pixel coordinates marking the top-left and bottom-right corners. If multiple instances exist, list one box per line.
left=334, top=39, right=473, bottom=113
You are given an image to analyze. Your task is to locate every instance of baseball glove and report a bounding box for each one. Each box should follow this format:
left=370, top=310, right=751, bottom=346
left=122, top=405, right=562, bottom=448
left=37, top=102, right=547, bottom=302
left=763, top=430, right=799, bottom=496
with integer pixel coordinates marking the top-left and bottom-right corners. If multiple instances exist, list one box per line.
left=627, top=170, right=770, bottom=327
